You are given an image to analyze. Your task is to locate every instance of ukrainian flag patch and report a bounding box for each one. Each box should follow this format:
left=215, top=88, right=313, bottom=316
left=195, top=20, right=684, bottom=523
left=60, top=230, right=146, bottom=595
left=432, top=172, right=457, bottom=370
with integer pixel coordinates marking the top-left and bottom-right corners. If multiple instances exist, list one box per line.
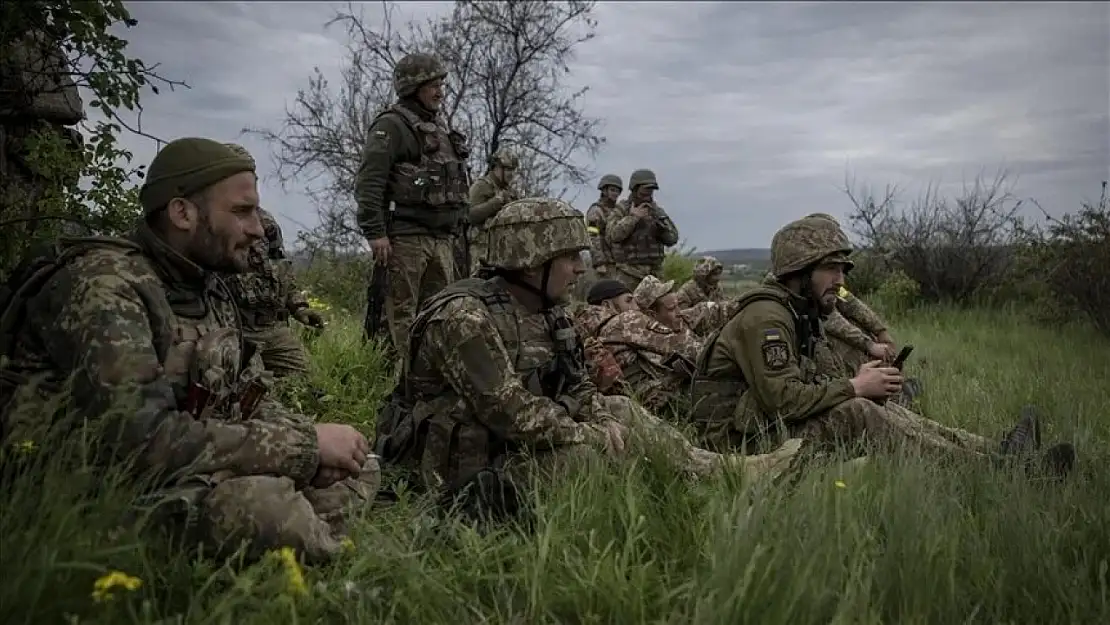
left=762, top=328, right=782, bottom=342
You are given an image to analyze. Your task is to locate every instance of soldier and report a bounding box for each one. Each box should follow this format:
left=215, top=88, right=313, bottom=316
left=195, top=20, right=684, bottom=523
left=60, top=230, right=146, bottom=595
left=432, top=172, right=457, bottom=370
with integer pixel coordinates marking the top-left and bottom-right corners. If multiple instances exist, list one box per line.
left=466, top=147, right=519, bottom=276
left=762, top=213, right=897, bottom=371
left=1, top=28, right=86, bottom=266
left=0, top=138, right=380, bottom=564
left=687, top=215, right=1075, bottom=479
left=635, top=274, right=734, bottom=337
left=220, top=143, right=324, bottom=379
left=373, top=198, right=804, bottom=515
left=604, top=169, right=680, bottom=290
left=675, top=256, right=725, bottom=309
left=585, top=174, right=622, bottom=276
left=354, top=52, right=471, bottom=352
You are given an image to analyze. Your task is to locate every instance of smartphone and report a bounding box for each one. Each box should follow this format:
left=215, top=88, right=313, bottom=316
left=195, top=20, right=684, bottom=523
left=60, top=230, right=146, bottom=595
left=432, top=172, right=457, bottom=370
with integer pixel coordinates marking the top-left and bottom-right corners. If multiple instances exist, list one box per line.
left=891, top=345, right=914, bottom=370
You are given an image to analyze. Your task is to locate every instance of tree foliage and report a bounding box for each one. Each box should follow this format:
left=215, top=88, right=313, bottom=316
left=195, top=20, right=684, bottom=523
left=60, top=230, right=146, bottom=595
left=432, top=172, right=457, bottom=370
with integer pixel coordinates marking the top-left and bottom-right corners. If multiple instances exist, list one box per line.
left=247, top=0, right=605, bottom=254
left=0, top=0, right=184, bottom=275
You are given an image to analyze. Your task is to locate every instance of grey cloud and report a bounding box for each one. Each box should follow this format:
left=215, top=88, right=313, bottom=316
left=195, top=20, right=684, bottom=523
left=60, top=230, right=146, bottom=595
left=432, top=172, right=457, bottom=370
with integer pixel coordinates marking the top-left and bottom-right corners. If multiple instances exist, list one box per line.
left=96, top=1, right=1106, bottom=251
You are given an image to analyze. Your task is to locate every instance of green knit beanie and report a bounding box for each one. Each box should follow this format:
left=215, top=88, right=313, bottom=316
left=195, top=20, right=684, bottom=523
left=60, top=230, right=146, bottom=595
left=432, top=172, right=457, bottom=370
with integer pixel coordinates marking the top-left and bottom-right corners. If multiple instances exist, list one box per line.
left=139, top=137, right=256, bottom=213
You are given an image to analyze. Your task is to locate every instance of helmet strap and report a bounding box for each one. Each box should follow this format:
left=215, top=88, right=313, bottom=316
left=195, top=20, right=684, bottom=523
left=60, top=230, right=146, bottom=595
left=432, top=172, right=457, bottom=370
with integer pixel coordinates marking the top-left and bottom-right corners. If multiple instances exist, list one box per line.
left=490, top=260, right=556, bottom=311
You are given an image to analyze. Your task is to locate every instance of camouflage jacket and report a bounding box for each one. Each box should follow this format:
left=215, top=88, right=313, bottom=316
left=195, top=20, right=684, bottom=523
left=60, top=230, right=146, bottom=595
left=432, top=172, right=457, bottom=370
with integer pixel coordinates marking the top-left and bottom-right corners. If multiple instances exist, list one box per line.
left=604, top=198, right=680, bottom=270
left=405, top=277, right=614, bottom=485
left=0, top=223, right=319, bottom=487
left=466, top=175, right=516, bottom=269
left=677, top=300, right=739, bottom=337
left=761, top=271, right=888, bottom=339
left=584, top=200, right=615, bottom=269
left=675, top=277, right=723, bottom=309
left=221, top=207, right=308, bottom=330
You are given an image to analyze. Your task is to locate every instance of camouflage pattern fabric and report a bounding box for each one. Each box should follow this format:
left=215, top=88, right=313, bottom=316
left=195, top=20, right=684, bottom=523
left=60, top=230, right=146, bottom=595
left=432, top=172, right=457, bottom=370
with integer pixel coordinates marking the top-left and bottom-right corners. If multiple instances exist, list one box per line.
left=220, top=205, right=311, bottom=379
left=467, top=174, right=518, bottom=276
left=586, top=173, right=623, bottom=275
left=675, top=256, right=725, bottom=308
left=1, top=29, right=86, bottom=244
left=677, top=299, right=739, bottom=337
left=595, top=309, right=703, bottom=413
left=603, top=196, right=679, bottom=291
left=405, top=279, right=802, bottom=486
left=386, top=234, right=456, bottom=352
left=393, top=53, right=448, bottom=98
left=690, top=219, right=994, bottom=458
left=0, top=222, right=377, bottom=564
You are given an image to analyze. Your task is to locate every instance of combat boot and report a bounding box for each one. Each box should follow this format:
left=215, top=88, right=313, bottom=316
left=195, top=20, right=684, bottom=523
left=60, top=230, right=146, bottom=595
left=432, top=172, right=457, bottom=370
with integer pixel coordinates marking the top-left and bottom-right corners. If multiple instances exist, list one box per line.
left=703, top=438, right=807, bottom=483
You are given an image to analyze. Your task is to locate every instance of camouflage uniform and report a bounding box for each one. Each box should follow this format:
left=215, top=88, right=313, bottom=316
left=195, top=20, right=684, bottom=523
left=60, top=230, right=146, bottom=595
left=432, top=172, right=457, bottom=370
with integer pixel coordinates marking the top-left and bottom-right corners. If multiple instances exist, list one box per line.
left=675, top=256, right=725, bottom=308
left=467, top=148, right=519, bottom=276
left=760, top=213, right=891, bottom=372
left=354, top=53, right=471, bottom=351
left=604, top=170, right=679, bottom=290
left=635, top=274, right=735, bottom=338
left=688, top=216, right=1021, bottom=459
left=1, top=29, right=86, bottom=260
left=0, top=139, right=378, bottom=564
left=585, top=174, right=622, bottom=276
left=219, top=145, right=320, bottom=379
left=374, top=198, right=804, bottom=493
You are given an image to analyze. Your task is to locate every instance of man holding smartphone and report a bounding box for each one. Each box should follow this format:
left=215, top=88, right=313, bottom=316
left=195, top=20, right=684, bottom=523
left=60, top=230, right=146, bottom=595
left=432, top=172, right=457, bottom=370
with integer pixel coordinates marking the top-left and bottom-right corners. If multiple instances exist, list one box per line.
left=688, top=215, right=1075, bottom=479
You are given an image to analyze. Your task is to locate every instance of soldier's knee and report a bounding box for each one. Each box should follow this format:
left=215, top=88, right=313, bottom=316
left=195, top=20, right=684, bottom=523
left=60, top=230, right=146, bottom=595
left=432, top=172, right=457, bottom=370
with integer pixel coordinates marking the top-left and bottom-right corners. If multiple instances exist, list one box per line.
left=830, top=397, right=888, bottom=431
left=200, top=476, right=339, bottom=563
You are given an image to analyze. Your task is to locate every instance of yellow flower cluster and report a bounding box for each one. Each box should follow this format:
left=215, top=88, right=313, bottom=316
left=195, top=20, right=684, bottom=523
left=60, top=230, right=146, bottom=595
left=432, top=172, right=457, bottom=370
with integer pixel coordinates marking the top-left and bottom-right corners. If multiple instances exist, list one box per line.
left=91, top=570, right=142, bottom=602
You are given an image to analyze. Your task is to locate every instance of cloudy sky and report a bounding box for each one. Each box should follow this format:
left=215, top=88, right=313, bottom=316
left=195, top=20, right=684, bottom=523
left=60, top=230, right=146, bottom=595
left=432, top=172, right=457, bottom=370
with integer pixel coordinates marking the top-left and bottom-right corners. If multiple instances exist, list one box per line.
left=99, top=1, right=1108, bottom=251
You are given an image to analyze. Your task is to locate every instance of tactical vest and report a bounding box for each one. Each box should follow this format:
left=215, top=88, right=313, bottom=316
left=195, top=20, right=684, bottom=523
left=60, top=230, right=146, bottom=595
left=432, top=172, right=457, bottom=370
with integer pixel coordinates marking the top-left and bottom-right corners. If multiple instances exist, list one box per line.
left=605, top=199, right=667, bottom=267
left=687, top=285, right=821, bottom=437
left=374, top=277, right=585, bottom=485
left=378, top=104, right=470, bottom=234
left=221, top=238, right=288, bottom=329
left=0, top=237, right=265, bottom=442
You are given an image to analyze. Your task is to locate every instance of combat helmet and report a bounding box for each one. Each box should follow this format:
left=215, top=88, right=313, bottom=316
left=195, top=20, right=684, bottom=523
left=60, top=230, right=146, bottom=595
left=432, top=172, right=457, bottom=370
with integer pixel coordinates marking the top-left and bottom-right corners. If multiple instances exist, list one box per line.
left=488, top=147, right=519, bottom=170
left=597, top=174, right=622, bottom=191
left=393, top=53, right=447, bottom=98
left=805, top=212, right=840, bottom=225
left=694, top=256, right=723, bottom=280
left=770, top=215, right=854, bottom=278
left=628, top=169, right=659, bottom=190
left=484, top=197, right=590, bottom=271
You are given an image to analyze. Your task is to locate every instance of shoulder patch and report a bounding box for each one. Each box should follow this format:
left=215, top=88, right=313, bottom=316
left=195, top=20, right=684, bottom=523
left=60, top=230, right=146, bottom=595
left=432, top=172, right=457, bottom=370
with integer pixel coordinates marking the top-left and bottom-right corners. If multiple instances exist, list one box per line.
left=761, top=328, right=782, bottom=343
left=760, top=328, right=789, bottom=370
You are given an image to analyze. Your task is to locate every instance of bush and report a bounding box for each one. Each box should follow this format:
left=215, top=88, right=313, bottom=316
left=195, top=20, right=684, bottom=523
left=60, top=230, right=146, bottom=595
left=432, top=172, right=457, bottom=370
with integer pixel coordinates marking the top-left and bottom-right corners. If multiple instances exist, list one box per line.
left=294, top=251, right=373, bottom=317
left=662, top=252, right=694, bottom=286
left=1026, top=182, right=1110, bottom=336
left=843, top=170, right=1024, bottom=304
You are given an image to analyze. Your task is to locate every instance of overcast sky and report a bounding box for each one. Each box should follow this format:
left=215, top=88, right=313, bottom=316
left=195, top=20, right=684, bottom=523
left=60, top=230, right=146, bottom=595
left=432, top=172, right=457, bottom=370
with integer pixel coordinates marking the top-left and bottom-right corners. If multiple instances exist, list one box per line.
left=99, top=1, right=1108, bottom=251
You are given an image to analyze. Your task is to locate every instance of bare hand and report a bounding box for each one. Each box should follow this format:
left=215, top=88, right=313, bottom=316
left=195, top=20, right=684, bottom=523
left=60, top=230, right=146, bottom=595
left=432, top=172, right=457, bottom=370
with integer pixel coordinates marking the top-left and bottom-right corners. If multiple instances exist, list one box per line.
left=851, top=360, right=903, bottom=399
left=631, top=203, right=651, bottom=219
left=868, top=342, right=896, bottom=361
left=293, top=307, right=326, bottom=328
left=314, top=423, right=369, bottom=474
left=370, top=237, right=392, bottom=266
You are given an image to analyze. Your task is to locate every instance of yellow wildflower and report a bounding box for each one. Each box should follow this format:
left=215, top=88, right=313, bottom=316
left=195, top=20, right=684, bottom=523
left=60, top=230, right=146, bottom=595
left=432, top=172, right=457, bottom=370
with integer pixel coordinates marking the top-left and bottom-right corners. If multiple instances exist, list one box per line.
left=91, top=570, right=142, bottom=603
left=15, top=439, right=36, bottom=454
left=340, top=537, right=355, bottom=552
left=306, top=296, right=331, bottom=312
left=276, top=546, right=308, bottom=596
left=834, top=480, right=847, bottom=489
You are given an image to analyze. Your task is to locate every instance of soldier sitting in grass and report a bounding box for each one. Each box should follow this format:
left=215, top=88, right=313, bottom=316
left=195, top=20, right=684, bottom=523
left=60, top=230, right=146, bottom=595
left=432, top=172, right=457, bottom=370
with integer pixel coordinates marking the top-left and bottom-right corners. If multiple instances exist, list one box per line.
left=374, top=198, right=805, bottom=524
left=675, top=256, right=726, bottom=309
left=689, top=214, right=1076, bottom=480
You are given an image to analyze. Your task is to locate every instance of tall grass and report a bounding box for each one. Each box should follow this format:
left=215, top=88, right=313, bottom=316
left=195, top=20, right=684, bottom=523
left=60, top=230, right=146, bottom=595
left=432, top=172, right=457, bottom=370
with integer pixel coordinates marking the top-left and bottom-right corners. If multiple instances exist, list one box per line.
left=3, top=305, right=1108, bottom=624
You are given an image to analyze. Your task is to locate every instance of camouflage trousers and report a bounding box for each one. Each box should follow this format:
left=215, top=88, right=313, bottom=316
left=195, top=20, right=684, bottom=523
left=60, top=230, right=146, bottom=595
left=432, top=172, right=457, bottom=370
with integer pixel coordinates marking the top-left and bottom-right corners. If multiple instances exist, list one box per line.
left=610, top=263, right=662, bottom=292
left=499, top=396, right=803, bottom=486
left=178, top=456, right=381, bottom=565
left=386, top=234, right=456, bottom=351
left=787, top=397, right=993, bottom=458
left=243, top=323, right=308, bottom=379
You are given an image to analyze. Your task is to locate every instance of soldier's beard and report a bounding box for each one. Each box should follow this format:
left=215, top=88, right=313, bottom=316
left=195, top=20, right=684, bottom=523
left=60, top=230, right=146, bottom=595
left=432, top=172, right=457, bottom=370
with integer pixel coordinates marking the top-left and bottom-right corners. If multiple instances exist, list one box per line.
left=188, top=213, right=251, bottom=273
left=817, top=290, right=838, bottom=315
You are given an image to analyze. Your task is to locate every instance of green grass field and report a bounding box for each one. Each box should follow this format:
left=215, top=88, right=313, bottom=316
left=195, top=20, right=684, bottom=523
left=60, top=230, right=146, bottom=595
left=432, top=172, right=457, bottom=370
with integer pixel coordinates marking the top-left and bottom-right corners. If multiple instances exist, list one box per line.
left=4, top=303, right=1109, bottom=624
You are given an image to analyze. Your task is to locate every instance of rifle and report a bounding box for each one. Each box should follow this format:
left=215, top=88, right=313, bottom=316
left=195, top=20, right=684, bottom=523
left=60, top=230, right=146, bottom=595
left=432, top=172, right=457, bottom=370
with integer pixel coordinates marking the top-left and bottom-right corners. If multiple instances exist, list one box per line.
left=363, top=214, right=393, bottom=347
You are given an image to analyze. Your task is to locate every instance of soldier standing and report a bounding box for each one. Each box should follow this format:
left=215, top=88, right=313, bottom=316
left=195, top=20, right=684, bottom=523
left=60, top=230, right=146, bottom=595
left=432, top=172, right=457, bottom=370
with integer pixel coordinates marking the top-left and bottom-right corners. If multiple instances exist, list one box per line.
left=604, top=169, right=679, bottom=290
left=585, top=174, right=622, bottom=277
left=466, top=147, right=519, bottom=276
left=354, top=53, right=471, bottom=352
left=220, top=144, right=324, bottom=379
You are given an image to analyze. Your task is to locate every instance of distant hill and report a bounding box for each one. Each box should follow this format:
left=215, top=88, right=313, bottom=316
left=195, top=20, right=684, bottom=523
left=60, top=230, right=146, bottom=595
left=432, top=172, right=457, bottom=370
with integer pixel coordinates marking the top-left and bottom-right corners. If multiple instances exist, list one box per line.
left=696, top=248, right=771, bottom=267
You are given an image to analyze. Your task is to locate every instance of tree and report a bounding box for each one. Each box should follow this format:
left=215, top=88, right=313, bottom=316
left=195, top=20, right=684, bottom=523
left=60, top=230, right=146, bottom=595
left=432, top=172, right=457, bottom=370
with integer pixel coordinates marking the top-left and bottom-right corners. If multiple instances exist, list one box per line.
left=0, top=0, right=185, bottom=274
left=246, top=0, right=605, bottom=254
left=841, top=169, right=1025, bottom=302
